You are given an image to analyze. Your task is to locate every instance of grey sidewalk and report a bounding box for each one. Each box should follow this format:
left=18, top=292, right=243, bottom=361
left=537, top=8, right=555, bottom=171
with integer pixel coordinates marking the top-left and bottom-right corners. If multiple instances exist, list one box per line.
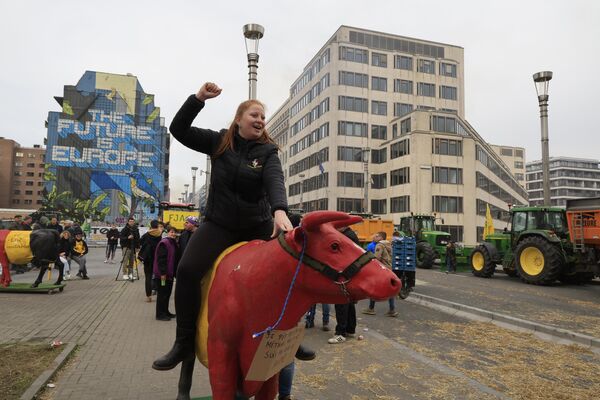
left=3, top=248, right=504, bottom=399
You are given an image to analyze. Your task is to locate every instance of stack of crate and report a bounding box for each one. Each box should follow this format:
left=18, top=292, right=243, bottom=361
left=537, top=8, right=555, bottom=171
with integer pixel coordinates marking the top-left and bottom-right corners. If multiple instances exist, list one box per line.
left=391, top=236, right=416, bottom=271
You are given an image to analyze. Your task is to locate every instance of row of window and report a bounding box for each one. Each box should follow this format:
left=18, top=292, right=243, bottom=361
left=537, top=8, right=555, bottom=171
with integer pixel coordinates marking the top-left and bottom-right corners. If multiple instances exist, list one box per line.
left=433, top=167, right=463, bottom=184
left=289, top=148, right=329, bottom=177
left=431, top=116, right=469, bottom=135
left=476, top=145, right=528, bottom=200
left=15, top=152, right=45, bottom=158
left=337, top=142, right=410, bottom=163
left=338, top=195, right=410, bottom=214
left=290, top=98, right=330, bottom=136
left=12, top=199, right=43, bottom=205
left=291, top=49, right=331, bottom=98
left=13, top=181, right=44, bottom=187
left=526, top=170, right=600, bottom=181
left=14, top=162, right=45, bottom=168
left=290, top=74, right=330, bottom=117
left=338, top=72, right=458, bottom=99
left=289, top=123, right=329, bottom=157
left=289, top=173, right=329, bottom=196
left=13, top=190, right=42, bottom=195
left=14, top=171, right=43, bottom=177
left=476, top=199, right=511, bottom=222
left=500, top=148, right=524, bottom=158
left=432, top=138, right=463, bottom=156
left=476, top=172, right=524, bottom=207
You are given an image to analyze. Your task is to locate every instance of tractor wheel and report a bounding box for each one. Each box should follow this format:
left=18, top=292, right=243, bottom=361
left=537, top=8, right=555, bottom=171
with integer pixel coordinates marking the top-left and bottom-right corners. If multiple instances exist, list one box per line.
left=470, top=245, right=496, bottom=278
left=515, top=237, right=563, bottom=285
left=416, top=242, right=435, bottom=269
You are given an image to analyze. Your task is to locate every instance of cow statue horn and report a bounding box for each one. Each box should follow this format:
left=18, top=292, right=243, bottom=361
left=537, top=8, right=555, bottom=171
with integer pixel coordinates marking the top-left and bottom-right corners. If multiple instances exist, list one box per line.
left=300, top=211, right=362, bottom=232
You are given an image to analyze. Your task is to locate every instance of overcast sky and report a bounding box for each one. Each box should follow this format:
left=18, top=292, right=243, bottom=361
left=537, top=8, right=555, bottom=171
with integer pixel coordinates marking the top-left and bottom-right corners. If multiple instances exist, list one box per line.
left=1, top=0, right=598, bottom=201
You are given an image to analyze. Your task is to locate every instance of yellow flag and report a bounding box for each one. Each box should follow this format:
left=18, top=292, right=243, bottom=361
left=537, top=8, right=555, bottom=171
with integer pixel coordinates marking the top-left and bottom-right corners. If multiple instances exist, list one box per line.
left=484, top=204, right=495, bottom=240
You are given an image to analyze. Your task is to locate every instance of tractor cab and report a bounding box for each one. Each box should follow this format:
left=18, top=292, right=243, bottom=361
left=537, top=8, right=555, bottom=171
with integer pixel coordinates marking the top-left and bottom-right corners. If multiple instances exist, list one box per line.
left=510, top=207, right=569, bottom=243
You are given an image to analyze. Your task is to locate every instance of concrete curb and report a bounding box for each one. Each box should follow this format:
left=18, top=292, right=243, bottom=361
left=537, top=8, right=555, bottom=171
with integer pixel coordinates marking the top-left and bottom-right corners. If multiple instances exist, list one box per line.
left=406, top=292, right=600, bottom=350
left=19, top=342, right=77, bottom=400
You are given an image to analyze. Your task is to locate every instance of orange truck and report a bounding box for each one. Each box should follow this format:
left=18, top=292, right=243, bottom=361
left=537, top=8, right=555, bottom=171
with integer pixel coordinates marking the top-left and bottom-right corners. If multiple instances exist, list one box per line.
left=563, top=197, right=600, bottom=281
left=349, top=213, right=395, bottom=244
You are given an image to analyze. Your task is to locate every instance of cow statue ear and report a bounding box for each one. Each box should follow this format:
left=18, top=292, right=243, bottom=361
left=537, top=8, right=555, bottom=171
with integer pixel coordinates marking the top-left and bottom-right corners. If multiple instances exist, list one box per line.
left=302, top=211, right=360, bottom=232
left=290, top=226, right=305, bottom=247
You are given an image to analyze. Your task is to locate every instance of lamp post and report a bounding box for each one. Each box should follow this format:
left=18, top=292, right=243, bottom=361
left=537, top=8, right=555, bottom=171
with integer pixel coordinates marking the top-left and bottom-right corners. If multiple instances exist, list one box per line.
left=533, top=71, right=553, bottom=206
left=183, top=184, right=190, bottom=203
left=362, top=148, right=370, bottom=214
left=191, top=166, right=198, bottom=206
left=243, top=23, right=264, bottom=100
left=299, top=173, right=305, bottom=211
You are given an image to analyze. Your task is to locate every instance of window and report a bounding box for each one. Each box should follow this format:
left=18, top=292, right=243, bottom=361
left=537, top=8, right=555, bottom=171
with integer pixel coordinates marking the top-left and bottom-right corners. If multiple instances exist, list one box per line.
left=12, top=199, right=20, bottom=204
left=26, top=163, right=35, bottom=168
left=371, top=100, right=387, bottom=115
left=437, top=225, right=464, bottom=242
left=417, top=82, right=435, bottom=97
left=394, top=55, right=412, bottom=70
left=26, top=172, right=34, bottom=177
left=339, top=96, right=368, bottom=113
left=25, top=190, right=33, bottom=195
left=372, top=173, right=387, bottom=189
left=14, top=162, right=23, bottom=167
left=371, top=148, right=387, bottom=164
left=515, top=173, right=524, bottom=181
left=372, top=199, right=387, bottom=214
left=337, top=198, right=363, bottom=213
left=439, top=62, right=457, bottom=77
left=339, top=71, right=368, bottom=88
left=371, top=52, right=387, bottom=67
left=13, top=189, right=20, bottom=195
left=515, top=149, right=524, bottom=158
left=338, top=121, right=368, bottom=137
left=400, top=118, right=411, bottom=135
left=24, top=199, right=33, bottom=205
left=25, top=181, right=34, bottom=186
left=433, top=167, right=463, bottom=184
left=417, top=59, right=435, bottom=74
left=394, top=79, right=413, bottom=94
left=371, top=76, right=387, bottom=91
left=393, top=124, right=398, bottom=138
left=439, top=85, right=457, bottom=100
left=339, top=46, right=368, bottom=64
left=501, top=148, right=513, bottom=156
left=394, top=103, right=413, bottom=117
left=371, top=125, right=387, bottom=140
left=431, top=116, right=468, bottom=135
left=513, top=212, right=527, bottom=232
left=432, top=138, right=463, bottom=156
left=390, top=167, right=410, bottom=185
left=39, top=163, right=45, bottom=168
left=15, top=152, right=23, bottom=157
left=337, top=146, right=365, bottom=162
left=391, top=196, right=410, bottom=213
left=337, top=172, right=364, bottom=188
left=390, top=140, right=410, bottom=159
left=432, top=196, right=463, bottom=213
left=514, top=161, right=524, bottom=169
left=14, top=171, right=23, bottom=176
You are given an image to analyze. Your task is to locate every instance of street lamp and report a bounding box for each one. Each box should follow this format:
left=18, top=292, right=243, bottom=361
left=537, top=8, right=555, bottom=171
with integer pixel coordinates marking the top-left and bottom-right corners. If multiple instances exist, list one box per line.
left=299, top=173, right=305, bottom=211
left=191, top=166, right=198, bottom=206
left=184, top=184, right=190, bottom=203
left=243, top=23, right=264, bottom=100
left=362, top=148, right=370, bottom=214
left=533, top=71, right=553, bottom=206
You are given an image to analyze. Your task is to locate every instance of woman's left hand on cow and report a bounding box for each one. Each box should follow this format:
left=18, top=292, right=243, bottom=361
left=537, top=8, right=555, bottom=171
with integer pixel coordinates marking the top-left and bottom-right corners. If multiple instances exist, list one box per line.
left=271, top=210, right=293, bottom=238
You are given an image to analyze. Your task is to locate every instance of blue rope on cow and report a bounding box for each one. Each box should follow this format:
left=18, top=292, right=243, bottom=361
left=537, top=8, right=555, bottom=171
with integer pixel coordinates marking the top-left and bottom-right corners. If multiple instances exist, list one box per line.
left=252, top=229, right=306, bottom=339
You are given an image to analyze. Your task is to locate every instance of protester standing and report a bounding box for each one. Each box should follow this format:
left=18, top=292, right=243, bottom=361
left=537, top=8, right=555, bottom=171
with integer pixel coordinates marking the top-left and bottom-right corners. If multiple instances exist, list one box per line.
left=139, top=220, right=163, bottom=302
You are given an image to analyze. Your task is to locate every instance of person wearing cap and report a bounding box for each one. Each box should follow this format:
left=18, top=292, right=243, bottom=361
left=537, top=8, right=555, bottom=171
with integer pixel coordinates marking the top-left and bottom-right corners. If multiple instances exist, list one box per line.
left=138, top=220, right=163, bottom=302
left=119, top=217, right=140, bottom=280
left=178, top=216, right=199, bottom=256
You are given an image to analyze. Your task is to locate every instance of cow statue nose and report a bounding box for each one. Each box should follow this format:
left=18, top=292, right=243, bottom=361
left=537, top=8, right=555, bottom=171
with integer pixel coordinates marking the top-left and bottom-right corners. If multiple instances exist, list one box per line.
left=391, top=277, right=400, bottom=287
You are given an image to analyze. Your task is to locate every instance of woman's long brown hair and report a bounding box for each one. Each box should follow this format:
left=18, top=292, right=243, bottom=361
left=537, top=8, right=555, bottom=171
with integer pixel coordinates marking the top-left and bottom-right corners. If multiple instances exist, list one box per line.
left=213, top=99, right=277, bottom=158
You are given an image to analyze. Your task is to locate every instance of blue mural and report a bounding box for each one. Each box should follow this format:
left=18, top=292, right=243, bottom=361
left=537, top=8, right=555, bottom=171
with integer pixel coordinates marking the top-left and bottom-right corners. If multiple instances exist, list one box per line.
left=45, top=71, right=169, bottom=223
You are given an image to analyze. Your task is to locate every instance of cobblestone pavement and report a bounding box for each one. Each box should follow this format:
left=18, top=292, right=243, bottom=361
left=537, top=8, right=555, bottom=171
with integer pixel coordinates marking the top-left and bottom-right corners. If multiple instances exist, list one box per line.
left=3, top=248, right=512, bottom=399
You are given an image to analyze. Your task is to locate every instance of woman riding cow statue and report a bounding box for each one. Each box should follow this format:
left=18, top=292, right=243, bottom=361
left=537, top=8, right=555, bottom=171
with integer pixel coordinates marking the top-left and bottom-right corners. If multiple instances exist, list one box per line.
left=154, top=84, right=401, bottom=400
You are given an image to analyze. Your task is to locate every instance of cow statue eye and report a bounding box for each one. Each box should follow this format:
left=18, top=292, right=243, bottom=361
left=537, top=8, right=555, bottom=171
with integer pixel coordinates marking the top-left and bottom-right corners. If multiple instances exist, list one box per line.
left=330, top=242, right=340, bottom=252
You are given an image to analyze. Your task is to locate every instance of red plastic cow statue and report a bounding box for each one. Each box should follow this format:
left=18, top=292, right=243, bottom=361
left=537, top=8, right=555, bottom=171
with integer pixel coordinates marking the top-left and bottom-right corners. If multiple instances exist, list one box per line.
left=187, top=211, right=401, bottom=400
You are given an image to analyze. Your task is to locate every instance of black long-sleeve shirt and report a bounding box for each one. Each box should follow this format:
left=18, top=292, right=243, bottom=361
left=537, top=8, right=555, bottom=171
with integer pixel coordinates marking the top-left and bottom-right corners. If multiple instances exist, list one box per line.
left=169, top=95, right=288, bottom=230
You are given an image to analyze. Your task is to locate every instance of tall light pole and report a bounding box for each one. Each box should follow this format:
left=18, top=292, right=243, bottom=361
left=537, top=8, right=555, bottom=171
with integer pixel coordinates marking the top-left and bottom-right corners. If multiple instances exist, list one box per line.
left=243, top=23, right=264, bottom=100
left=362, top=148, right=370, bottom=214
left=191, top=166, right=198, bottom=206
left=533, top=71, right=553, bottom=206
left=299, top=173, right=305, bottom=211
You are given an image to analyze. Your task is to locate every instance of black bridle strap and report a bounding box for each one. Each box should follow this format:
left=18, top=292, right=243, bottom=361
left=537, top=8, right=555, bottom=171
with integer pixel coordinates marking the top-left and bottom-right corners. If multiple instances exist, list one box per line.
left=277, top=232, right=375, bottom=281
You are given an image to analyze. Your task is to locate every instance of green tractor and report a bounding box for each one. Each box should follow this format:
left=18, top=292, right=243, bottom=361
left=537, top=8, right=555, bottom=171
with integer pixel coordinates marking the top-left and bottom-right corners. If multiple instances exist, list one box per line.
left=470, top=206, right=587, bottom=285
left=398, top=214, right=451, bottom=269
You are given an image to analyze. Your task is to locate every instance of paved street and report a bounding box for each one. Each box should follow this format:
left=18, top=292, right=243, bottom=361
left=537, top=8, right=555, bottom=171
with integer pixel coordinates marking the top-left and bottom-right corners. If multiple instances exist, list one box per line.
left=2, top=248, right=600, bottom=399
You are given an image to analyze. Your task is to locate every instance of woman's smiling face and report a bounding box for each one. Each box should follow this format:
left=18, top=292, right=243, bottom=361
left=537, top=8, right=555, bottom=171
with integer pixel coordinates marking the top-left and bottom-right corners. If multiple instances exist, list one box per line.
left=237, top=104, right=265, bottom=140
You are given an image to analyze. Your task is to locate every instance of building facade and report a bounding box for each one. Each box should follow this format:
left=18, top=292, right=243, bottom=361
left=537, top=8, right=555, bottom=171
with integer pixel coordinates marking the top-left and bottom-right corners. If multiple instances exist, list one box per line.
left=489, top=144, right=526, bottom=186
left=45, top=71, right=170, bottom=223
left=526, top=157, right=600, bottom=207
left=267, top=26, right=527, bottom=245
left=0, top=138, right=46, bottom=209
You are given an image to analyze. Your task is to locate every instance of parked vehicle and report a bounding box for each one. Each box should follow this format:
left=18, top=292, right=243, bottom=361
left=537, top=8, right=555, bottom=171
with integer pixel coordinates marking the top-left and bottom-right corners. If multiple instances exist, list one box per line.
left=398, top=214, right=451, bottom=269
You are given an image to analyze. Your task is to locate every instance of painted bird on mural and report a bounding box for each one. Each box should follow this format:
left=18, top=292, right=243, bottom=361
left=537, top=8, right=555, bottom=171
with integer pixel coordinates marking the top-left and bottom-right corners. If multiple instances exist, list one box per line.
left=129, top=171, right=159, bottom=201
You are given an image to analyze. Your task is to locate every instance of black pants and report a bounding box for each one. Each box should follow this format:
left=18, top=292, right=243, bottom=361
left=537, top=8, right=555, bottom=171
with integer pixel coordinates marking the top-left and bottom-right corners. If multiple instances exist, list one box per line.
left=175, top=219, right=273, bottom=332
left=334, top=303, right=356, bottom=336
left=143, top=260, right=153, bottom=297
left=155, top=278, right=174, bottom=318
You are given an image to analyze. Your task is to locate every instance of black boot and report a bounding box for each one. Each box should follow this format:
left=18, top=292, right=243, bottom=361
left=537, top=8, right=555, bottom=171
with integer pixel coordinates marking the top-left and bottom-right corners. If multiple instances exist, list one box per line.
left=295, top=344, right=316, bottom=361
left=152, top=328, right=195, bottom=371
left=30, top=281, right=40, bottom=288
